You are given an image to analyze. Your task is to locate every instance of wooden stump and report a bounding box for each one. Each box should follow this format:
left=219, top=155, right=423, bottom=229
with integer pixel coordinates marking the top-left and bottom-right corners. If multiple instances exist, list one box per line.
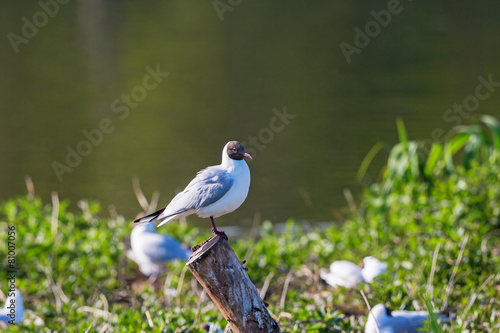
left=187, top=235, right=281, bottom=333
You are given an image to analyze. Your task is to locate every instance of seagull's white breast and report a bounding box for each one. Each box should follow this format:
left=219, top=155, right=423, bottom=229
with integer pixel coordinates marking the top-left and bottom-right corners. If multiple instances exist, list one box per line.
left=197, top=160, right=250, bottom=218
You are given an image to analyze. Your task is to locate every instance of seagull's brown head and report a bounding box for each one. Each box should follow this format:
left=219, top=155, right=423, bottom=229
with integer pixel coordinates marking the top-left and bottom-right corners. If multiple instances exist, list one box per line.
left=226, top=141, right=253, bottom=160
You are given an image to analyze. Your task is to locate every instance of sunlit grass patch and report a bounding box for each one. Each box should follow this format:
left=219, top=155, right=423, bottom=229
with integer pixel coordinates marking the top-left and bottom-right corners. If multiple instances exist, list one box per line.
left=1, top=116, right=499, bottom=332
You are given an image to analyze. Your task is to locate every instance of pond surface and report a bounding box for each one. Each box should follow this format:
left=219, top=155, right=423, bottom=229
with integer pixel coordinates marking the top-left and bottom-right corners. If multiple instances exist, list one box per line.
left=1, top=1, right=500, bottom=227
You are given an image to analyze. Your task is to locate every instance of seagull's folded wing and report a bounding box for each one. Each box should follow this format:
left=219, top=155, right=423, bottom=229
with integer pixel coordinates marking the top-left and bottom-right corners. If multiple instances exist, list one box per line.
left=161, top=166, right=235, bottom=216
left=134, top=166, right=235, bottom=225
left=141, top=233, right=189, bottom=262
left=391, top=310, right=429, bottom=328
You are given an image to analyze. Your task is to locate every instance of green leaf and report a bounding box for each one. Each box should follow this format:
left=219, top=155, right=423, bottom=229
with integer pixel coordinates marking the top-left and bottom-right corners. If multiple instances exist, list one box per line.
left=449, top=132, right=472, bottom=155
left=424, top=143, right=443, bottom=176
left=444, top=132, right=471, bottom=171
left=463, top=134, right=482, bottom=168
left=480, top=114, right=500, bottom=149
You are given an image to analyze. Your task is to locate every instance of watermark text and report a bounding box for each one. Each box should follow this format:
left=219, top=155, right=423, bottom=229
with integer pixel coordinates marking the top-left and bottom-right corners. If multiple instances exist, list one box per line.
left=51, top=65, right=169, bottom=181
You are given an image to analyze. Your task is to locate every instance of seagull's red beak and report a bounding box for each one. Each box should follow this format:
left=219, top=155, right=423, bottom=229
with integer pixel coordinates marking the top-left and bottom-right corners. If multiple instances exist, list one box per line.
left=243, top=153, right=253, bottom=160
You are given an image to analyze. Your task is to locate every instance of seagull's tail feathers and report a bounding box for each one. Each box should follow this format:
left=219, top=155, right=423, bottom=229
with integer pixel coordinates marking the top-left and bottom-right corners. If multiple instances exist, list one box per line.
left=157, top=213, right=185, bottom=227
left=134, top=208, right=191, bottom=226
left=133, top=208, right=165, bottom=225
left=319, top=268, right=331, bottom=281
left=439, top=308, right=457, bottom=321
left=320, top=268, right=340, bottom=287
left=126, top=249, right=137, bottom=262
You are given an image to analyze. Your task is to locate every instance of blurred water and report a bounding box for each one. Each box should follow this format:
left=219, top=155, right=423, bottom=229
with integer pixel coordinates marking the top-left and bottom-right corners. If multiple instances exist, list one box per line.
left=1, top=1, right=500, bottom=227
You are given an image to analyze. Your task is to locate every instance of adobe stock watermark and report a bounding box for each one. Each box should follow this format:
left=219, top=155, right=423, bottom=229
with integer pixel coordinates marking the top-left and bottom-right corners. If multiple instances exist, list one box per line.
left=241, top=106, right=297, bottom=158
left=51, top=65, right=169, bottom=182
left=213, top=0, right=243, bottom=21
left=7, top=0, right=72, bottom=54
left=6, top=225, right=19, bottom=325
left=421, top=73, right=500, bottom=153
left=340, top=0, right=409, bottom=64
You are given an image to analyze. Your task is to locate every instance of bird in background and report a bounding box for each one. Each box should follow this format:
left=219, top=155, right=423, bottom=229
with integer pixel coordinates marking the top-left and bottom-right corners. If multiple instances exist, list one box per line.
left=365, top=303, right=449, bottom=333
left=320, top=256, right=387, bottom=288
left=200, top=322, right=223, bottom=333
left=134, top=141, right=253, bottom=239
left=0, top=289, right=24, bottom=327
left=128, top=222, right=191, bottom=277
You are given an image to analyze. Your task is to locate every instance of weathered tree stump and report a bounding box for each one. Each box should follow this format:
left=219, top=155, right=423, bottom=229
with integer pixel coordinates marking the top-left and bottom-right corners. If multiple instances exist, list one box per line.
left=187, top=235, right=281, bottom=333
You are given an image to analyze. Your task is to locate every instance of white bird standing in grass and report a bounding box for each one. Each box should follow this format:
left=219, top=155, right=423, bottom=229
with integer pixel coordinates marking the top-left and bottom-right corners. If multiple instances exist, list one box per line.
left=0, top=289, right=24, bottom=327
left=200, top=322, right=223, bottom=333
left=128, top=223, right=191, bottom=277
left=365, top=303, right=448, bottom=333
left=320, top=256, right=387, bottom=288
left=134, top=141, right=253, bottom=239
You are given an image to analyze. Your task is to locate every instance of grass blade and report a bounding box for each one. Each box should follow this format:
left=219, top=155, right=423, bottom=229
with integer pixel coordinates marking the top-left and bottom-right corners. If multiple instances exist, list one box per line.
left=356, top=141, right=385, bottom=181
left=423, top=297, right=443, bottom=333
left=396, top=117, right=408, bottom=144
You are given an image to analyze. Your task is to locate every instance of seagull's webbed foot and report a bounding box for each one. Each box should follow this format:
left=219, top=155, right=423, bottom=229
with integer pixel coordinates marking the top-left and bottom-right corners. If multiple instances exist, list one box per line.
left=212, top=229, right=228, bottom=240
left=210, top=216, right=228, bottom=240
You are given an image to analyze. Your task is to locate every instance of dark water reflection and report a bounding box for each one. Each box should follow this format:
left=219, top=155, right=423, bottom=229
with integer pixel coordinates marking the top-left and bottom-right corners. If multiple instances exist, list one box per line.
left=1, top=1, right=500, bottom=227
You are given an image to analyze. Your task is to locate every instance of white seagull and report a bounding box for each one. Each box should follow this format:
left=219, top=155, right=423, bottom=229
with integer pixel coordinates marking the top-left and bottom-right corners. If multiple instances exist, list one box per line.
left=200, top=322, right=223, bottom=333
left=365, top=304, right=448, bottom=333
left=0, top=289, right=24, bottom=326
left=134, top=141, right=252, bottom=238
left=320, top=256, right=387, bottom=288
left=128, top=223, right=191, bottom=277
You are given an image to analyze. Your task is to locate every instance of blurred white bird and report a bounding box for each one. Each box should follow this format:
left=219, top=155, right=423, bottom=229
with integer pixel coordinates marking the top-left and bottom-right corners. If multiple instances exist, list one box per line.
left=0, top=289, right=24, bottom=326
left=320, top=256, right=387, bottom=288
left=134, top=141, right=252, bottom=239
left=365, top=304, right=448, bottom=333
left=200, top=322, right=223, bottom=333
left=128, top=223, right=191, bottom=277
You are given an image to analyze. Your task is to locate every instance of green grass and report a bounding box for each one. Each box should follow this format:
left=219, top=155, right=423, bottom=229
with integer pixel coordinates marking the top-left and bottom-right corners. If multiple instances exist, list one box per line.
left=1, top=116, right=499, bottom=332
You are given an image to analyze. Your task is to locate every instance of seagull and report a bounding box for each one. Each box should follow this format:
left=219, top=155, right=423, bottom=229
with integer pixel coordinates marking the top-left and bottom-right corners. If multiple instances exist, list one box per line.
left=320, top=256, right=387, bottom=288
left=200, top=322, right=223, bottom=333
left=134, top=141, right=253, bottom=239
left=0, top=289, right=24, bottom=326
left=365, top=304, right=448, bottom=333
left=128, top=223, right=191, bottom=277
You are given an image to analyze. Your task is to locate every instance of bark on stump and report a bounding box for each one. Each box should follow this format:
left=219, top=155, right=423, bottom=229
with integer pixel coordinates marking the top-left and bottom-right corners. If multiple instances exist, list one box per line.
left=187, top=235, right=280, bottom=333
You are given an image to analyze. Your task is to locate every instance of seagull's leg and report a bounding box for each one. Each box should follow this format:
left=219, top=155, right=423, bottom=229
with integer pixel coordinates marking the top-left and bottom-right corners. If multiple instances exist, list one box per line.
left=210, top=216, right=228, bottom=240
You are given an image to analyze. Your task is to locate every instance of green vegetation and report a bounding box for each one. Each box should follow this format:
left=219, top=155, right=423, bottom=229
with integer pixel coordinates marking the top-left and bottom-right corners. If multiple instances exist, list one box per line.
left=1, top=116, right=499, bottom=332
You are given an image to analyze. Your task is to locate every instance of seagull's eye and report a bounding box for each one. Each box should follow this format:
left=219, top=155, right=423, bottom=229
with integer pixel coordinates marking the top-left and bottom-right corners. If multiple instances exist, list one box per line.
left=232, top=148, right=237, bottom=152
